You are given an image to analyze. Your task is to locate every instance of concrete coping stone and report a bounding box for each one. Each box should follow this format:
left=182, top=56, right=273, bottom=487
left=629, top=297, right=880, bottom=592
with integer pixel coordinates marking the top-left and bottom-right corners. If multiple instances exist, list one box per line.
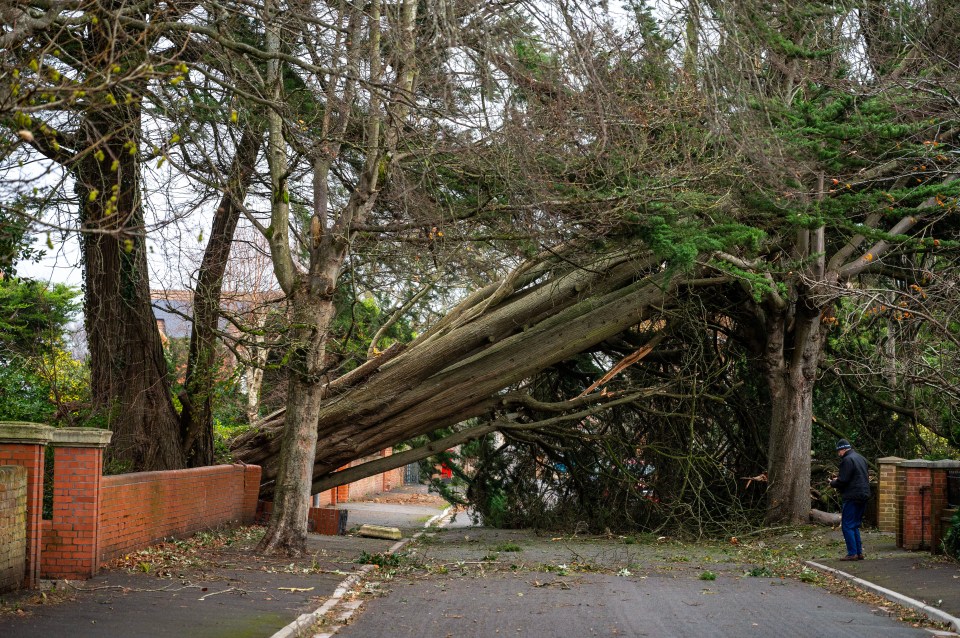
left=899, top=460, right=933, bottom=468
left=899, top=459, right=960, bottom=469
left=929, top=459, right=960, bottom=469
left=877, top=456, right=905, bottom=464
left=51, top=427, right=112, bottom=448
left=0, top=422, right=55, bottom=444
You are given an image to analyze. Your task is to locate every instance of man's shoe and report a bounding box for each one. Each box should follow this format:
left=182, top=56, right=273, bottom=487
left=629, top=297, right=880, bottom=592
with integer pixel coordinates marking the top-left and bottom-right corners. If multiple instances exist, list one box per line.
left=839, top=555, right=859, bottom=561
left=856, top=554, right=865, bottom=560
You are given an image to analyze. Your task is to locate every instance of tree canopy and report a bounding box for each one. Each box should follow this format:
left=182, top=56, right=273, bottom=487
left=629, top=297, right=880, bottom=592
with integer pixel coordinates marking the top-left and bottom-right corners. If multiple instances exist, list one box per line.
left=2, top=0, right=958, bottom=551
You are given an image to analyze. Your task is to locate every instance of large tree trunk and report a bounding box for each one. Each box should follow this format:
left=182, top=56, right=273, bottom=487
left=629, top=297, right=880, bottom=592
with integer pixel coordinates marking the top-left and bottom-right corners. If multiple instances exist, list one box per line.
left=181, top=129, right=261, bottom=466
left=233, top=254, right=695, bottom=498
left=77, top=74, right=184, bottom=471
left=762, top=306, right=826, bottom=524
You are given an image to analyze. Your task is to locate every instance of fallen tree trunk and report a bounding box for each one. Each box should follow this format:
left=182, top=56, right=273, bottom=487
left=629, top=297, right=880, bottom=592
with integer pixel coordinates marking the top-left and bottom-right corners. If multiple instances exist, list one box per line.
left=231, top=250, right=715, bottom=498
left=809, top=509, right=841, bottom=526
left=305, top=387, right=664, bottom=495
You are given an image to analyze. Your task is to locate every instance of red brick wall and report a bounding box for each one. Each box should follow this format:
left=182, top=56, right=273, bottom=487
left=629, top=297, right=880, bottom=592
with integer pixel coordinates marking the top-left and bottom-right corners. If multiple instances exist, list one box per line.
left=257, top=500, right=345, bottom=535
left=896, top=465, right=906, bottom=545
left=343, top=472, right=383, bottom=500
left=899, top=467, right=932, bottom=550
left=337, top=449, right=405, bottom=501
left=40, top=446, right=104, bottom=579
left=96, top=464, right=261, bottom=564
left=315, top=489, right=337, bottom=506
left=931, top=469, right=948, bottom=553
left=0, top=444, right=45, bottom=586
left=306, top=507, right=347, bottom=535
left=896, top=463, right=960, bottom=553
left=385, top=467, right=404, bottom=491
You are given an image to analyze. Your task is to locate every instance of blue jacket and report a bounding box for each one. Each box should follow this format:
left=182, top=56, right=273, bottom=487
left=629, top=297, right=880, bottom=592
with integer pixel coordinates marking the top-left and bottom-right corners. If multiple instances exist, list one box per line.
left=830, top=449, right=870, bottom=502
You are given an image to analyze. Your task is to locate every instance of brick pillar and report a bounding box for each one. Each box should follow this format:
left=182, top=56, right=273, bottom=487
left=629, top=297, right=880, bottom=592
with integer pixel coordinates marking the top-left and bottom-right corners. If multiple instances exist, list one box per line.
left=241, top=465, right=261, bottom=525
left=382, top=448, right=393, bottom=491
left=930, top=460, right=960, bottom=554
left=898, top=460, right=938, bottom=551
left=0, top=422, right=54, bottom=588
left=877, top=457, right=904, bottom=533
left=43, top=428, right=111, bottom=580
left=336, top=464, right=350, bottom=503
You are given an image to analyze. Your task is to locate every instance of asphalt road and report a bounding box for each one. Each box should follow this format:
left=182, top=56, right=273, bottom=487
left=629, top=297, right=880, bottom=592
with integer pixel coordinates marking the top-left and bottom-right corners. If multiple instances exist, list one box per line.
left=334, top=528, right=930, bottom=638
left=338, top=570, right=927, bottom=638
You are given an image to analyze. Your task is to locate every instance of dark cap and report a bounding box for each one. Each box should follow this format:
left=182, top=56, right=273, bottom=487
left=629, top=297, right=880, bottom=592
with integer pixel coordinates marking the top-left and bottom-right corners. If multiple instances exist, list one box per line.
left=835, top=439, right=852, bottom=451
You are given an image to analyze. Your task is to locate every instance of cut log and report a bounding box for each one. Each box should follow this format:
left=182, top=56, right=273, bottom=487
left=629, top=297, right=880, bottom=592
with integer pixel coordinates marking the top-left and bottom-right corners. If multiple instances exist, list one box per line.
left=809, top=509, right=841, bottom=526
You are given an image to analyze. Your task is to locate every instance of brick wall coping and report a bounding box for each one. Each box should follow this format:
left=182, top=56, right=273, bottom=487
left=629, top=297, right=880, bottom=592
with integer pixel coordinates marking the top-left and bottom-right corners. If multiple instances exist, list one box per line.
left=899, top=459, right=960, bottom=469
left=0, top=422, right=54, bottom=444
left=877, top=456, right=905, bottom=464
left=50, top=427, right=112, bottom=448
left=102, top=463, right=246, bottom=486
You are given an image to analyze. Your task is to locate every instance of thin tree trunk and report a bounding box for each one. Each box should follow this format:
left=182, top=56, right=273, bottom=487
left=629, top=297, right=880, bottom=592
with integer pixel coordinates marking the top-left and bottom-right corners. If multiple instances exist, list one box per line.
left=244, top=336, right=268, bottom=424
left=181, top=128, right=261, bottom=466
left=256, top=284, right=335, bottom=555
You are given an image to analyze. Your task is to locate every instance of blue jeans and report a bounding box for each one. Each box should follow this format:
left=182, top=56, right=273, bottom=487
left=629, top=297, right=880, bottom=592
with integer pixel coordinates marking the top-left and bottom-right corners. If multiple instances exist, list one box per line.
left=841, top=500, right=866, bottom=556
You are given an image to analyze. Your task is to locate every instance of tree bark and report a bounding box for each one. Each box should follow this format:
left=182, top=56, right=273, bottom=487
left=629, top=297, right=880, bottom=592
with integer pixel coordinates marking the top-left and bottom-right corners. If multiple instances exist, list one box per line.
left=244, top=330, right=269, bottom=424
left=809, top=508, right=841, bottom=526
left=77, top=85, right=184, bottom=472
left=181, top=128, right=262, bottom=466
left=256, top=284, right=334, bottom=555
left=762, top=307, right=826, bottom=524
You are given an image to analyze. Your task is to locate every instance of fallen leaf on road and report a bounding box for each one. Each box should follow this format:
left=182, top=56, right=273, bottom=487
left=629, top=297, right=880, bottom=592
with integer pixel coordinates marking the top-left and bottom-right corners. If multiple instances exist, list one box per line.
left=278, top=587, right=315, bottom=592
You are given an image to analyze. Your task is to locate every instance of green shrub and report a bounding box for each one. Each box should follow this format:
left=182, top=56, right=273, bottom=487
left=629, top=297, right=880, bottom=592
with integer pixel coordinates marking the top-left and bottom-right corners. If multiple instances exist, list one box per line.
left=355, top=551, right=407, bottom=568
left=492, top=542, right=522, bottom=552
left=943, top=510, right=960, bottom=560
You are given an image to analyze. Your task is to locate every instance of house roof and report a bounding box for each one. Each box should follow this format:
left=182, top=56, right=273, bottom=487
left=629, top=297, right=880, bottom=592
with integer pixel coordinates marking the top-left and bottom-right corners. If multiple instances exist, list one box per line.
left=151, top=290, right=285, bottom=340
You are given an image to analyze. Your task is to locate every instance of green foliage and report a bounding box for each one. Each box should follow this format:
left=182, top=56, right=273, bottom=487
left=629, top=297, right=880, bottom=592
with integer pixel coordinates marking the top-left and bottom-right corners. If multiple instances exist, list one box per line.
left=492, top=541, right=522, bottom=553
left=513, top=38, right=556, bottom=77
left=213, top=420, right=247, bottom=464
left=797, top=568, right=820, bottom=583
left=0, top=277, right=81, bottom=423
left=0, top=204, right=45, bottom=278
left=483, top=488, right=510, bottom=528
left=0, top=277, right=79, bottom=360
left=747, top=566, right=773, bottom=577
left=699, top=571, right=717, bottom=581
left=0, top=360, right=55, bottom=422
left=354, top=551, right=407, bottom=568
left=943, top=510, right=960, bottom=560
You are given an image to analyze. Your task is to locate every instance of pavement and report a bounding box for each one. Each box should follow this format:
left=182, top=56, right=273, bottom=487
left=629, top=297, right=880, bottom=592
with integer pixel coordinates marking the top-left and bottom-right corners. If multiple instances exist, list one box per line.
left=1, top=486, right=958, bottom=637
left=0, top=486, right=449, bottom=638
left=333, top=526, right=958, bottom=638
left=808, top=532, right=960, bottom=631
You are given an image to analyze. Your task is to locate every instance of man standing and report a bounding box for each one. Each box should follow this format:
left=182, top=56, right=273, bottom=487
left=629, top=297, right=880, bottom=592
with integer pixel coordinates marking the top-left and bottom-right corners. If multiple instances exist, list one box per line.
left=830, top=439, right=871, bottom=561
